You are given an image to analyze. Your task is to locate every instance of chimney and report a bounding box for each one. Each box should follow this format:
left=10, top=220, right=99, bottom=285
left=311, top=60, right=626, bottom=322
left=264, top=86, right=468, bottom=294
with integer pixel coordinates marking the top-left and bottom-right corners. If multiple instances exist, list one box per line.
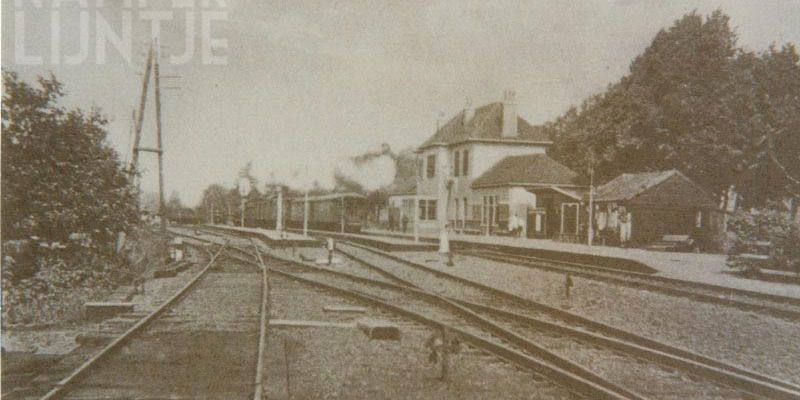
left=463, top=97, right=475, bottom=126
left=501, top=90, right=517, bottom=137
left=436, top=111, right=446, bottom=131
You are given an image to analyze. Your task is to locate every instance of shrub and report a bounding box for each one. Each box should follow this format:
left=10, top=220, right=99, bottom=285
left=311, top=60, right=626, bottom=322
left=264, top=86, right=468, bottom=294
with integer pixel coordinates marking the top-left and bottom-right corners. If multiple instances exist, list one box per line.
left=726, top=207, right=800, bottom=276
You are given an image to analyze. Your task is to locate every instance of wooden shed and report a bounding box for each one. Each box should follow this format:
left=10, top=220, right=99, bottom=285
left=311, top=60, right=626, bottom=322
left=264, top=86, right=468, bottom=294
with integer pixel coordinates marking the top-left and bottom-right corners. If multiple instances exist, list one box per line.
left=591, top=170, right=718, bottom=247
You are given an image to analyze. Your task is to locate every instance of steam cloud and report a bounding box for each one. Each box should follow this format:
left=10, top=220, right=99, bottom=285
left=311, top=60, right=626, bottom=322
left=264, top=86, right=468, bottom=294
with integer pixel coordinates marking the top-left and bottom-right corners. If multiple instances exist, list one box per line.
left=335, top=154, right=396, bottom=192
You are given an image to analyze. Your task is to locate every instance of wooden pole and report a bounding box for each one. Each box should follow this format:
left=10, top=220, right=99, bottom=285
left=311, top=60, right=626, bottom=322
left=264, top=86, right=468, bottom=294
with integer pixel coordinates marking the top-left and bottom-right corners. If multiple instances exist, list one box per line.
left=153, top=40, right=166, bottom=233
left=130, top=45, right=153, bottom=190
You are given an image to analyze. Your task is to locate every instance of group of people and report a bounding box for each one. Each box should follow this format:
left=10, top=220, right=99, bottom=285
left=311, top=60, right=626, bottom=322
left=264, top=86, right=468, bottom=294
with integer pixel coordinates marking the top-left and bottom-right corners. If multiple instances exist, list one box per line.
left=507, top=214, right=526, bottom=237
left=594, top=204, right=633, bottom=247
left=388, top=213, right=410, bottom=232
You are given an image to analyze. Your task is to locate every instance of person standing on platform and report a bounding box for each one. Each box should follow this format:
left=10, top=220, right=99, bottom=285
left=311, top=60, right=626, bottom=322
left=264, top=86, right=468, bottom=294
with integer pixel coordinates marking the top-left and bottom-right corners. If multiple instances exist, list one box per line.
left=619, top=209, right=632, bottom=247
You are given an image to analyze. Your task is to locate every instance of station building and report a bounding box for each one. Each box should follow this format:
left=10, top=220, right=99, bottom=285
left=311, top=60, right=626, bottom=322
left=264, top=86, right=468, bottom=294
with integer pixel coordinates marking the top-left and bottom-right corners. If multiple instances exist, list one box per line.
left=411, top=91, right=583, bottom=237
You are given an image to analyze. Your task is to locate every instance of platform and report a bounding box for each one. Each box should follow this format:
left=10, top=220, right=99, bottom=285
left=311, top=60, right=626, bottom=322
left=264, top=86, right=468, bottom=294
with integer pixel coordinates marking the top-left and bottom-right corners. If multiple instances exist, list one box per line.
left=289, top=229, right=438, bottom=252
left=352, top=228, right=800, bottom=299
left=206, top=225, right=320, bottom=247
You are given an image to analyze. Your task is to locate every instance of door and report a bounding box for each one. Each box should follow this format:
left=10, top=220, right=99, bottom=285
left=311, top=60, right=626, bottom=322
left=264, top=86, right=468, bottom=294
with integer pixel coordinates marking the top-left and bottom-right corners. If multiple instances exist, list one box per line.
left=562, top=203, right=579, bottom=236
left=527, top=209, right=547, bottom=238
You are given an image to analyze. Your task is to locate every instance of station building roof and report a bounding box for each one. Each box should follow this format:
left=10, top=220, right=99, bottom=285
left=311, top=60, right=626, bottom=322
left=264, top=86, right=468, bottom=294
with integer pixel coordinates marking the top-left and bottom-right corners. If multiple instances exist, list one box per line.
left=419, top=102, right=551, bottom=150
left=471, top=154, right=580, bottom=189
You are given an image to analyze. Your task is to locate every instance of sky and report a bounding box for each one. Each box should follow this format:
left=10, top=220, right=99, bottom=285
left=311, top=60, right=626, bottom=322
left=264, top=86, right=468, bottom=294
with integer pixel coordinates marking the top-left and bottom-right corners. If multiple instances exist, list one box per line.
left=3, top=0, right=800, bottom=206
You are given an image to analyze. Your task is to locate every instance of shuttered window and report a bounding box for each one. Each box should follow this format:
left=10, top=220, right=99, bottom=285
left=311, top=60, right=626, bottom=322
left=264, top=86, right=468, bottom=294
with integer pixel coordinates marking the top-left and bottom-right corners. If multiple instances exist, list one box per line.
left=462, top=149, right=469, bottom=176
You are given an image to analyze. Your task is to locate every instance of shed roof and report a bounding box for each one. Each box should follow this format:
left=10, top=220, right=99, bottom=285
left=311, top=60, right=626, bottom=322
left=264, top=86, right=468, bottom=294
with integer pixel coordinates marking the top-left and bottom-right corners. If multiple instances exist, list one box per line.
left=471, top=154, right=579, bottom=189
left=527, top=185, right=587, bottom=201
left=593, top=170, right=714, bottom=208
left=593, top=170, right=679, bottom=202
left=419, top=102, right=551, bottom=149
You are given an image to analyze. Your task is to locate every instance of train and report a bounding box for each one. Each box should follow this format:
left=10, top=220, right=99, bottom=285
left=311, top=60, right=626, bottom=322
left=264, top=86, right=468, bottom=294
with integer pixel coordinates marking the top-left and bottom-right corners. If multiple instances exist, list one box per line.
left=288, top=192, right=366, bottom=233
left=241, top=191, right=366, bottom=233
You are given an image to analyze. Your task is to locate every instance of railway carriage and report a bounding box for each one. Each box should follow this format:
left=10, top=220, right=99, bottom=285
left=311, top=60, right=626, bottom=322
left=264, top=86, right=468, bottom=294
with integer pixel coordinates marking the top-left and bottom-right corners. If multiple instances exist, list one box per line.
left=289, top=192, right=365, bottom=233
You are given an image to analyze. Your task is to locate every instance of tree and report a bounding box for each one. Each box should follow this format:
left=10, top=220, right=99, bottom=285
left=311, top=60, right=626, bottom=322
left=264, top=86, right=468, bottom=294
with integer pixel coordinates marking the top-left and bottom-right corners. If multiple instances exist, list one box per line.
left=1, top=71, right=138, bottom=249
left=165, top=190, right=184, bottom=220
left=545, top=10, right=800, bottom=207
left=197, top=184, right=228, bottom=223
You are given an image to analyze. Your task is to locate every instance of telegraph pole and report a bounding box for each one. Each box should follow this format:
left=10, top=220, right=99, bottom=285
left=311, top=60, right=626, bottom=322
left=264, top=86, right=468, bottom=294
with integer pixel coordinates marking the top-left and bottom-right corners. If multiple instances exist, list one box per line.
left=153, top=40, right=166, bottom=233
left=129, top=39, right=169, bottom=233
left=130, top=45, right=154, bottom=187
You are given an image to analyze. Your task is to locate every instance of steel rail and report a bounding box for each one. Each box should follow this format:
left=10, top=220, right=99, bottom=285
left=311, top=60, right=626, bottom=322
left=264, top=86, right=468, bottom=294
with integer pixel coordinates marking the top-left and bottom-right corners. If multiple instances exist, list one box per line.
left=257, top=258, right=637, bottom=400
left=38, top=242, right=227, bottom=400
left=271, top=225, right=800, bottom=307
left=223, top=244, right=653, bottom=400
left=465, top=249, right=800, bottom=320
left=335, top=240, right=800, bottom=400
left=250, top=239, right=271, bottom=400
left=194, top=228, right=800, bottom=399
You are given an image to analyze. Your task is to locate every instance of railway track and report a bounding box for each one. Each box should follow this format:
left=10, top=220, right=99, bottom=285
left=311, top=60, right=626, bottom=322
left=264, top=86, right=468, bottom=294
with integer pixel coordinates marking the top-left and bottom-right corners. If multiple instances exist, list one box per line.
left=200, top=227, right=800, bottom=400
left=222, top=245, right=634, bottom=400
left=34, top=241, right=272, bottom=400
left=325, top=240, right=800, bottom=400
left=460, top=248, right=800, bottom=321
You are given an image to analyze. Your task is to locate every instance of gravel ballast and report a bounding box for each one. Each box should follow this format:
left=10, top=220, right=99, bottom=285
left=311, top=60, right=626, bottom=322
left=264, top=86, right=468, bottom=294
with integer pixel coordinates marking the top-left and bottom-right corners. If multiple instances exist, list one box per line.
left=394, top=251, right=800, bottom=385
left=265, top=274, right=581, bottom=399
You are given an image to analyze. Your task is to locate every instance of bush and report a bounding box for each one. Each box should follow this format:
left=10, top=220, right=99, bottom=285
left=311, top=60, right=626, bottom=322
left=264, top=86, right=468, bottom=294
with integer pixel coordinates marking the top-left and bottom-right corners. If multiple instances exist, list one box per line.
left=1, top=229, right=170, bottom=327
left=726, top=207, right=800, bottom=276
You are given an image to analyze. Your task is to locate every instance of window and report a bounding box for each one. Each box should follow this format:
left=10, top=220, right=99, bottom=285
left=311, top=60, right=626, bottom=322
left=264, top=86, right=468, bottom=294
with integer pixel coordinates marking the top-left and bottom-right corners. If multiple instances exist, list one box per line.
left=482, top=196, right=499, bottom=226
left=453, top=151, right=460, bottom=177
left=427, top=200, right=437, bottom=220
left=418, top=199, right=437, bottom=220
left=426, top=155, right=436, bottom=179
left=462, top=149, right=469, bottom=176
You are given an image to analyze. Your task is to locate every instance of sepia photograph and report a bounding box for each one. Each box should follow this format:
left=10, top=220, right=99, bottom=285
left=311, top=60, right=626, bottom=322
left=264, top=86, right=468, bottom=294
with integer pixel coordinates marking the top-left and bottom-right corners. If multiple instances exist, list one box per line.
left=2, top=1, right=799, bottom=399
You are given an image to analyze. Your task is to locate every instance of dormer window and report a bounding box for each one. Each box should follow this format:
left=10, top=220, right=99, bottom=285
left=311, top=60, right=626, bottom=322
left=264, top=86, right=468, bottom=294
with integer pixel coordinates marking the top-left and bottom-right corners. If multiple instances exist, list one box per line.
left=454, top=151, right=460, bottom=177
left=426, top=154, right=436, bottom=179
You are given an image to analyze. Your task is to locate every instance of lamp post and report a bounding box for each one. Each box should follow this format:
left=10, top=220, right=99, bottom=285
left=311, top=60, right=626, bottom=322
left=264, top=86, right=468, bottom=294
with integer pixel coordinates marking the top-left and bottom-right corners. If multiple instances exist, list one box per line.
left=413, top=160, right=420, bottom=243
left=303, top=189, right=309, bottom=237
left=275, top=186, right=284, bottom=231
left=587, top=154, right=595, bottom=246
left=439, top=178, right=454, bottom=254
left=302, top=166, right=310, bottom=237
left=238, top=179, right=251, bottom=227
